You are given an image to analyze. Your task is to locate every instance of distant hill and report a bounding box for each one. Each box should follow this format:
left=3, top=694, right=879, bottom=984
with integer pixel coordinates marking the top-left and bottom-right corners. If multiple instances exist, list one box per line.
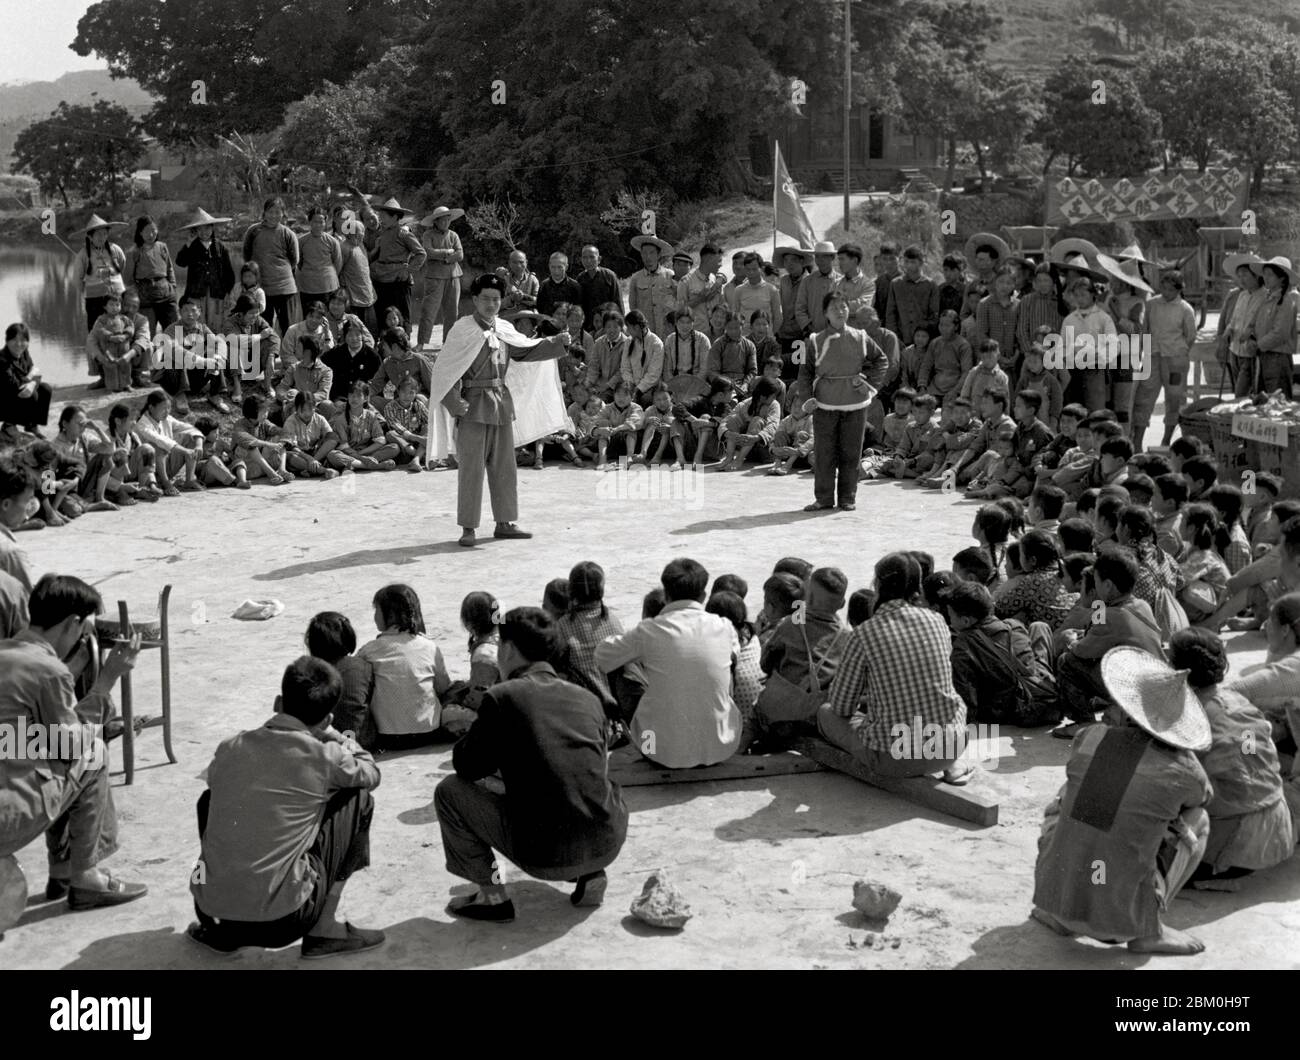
left=1, top=70, right=155, bottom=173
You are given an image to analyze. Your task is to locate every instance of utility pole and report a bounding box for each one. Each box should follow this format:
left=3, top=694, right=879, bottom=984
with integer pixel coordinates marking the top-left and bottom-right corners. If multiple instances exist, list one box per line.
left=843, top=0, right=851, bottom=231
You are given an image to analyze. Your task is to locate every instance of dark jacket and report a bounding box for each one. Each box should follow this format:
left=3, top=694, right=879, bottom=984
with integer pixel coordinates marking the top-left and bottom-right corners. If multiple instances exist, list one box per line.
left=176, top=236, right=237, bottom=301
left=452, top=661, right=628, bottom=869
left=323, top=342, right=384, bottom=402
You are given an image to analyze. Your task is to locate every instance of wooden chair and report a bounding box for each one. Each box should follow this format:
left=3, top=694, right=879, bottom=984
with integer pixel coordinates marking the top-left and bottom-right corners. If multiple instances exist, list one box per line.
left=94, top=585, right=176, bottom=785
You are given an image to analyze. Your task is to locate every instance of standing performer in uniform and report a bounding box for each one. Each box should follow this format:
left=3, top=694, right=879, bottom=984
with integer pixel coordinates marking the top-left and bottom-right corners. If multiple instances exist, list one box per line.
left=428, top=274, right=571, bottom=548
left=368, top=198, right=426, bottom=327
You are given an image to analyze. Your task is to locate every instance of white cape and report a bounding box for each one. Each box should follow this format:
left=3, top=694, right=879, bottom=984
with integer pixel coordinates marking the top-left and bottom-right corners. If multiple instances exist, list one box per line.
left=426, top=313, right=574, bottom=461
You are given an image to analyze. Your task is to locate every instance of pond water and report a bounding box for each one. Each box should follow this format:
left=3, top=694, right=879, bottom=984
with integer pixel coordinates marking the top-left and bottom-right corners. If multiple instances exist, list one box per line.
left=0, top=244, right=94, bottom=388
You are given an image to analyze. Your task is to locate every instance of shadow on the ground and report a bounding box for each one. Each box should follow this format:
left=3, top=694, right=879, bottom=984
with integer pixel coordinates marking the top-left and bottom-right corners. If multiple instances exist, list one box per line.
left=254, top=542, right=472, bottom=580
left=955, top=917, right=1154, bottom=970
left=670, top=508, right=835, bottom=535
left=60, top=883, right=599, bottom=969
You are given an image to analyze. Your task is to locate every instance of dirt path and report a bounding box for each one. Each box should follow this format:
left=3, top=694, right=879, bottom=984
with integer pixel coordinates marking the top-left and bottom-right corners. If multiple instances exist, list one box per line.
left=2, top=444, right=1295, bottom=969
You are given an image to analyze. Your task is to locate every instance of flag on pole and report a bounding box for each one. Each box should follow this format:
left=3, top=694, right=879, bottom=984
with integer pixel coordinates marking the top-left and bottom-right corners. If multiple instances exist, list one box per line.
left=773, top=141, right=817, bottom=249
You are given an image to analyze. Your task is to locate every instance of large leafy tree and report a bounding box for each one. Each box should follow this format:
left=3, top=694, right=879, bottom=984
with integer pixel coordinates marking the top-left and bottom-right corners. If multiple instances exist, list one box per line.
left=70, top=0, right=427, bottom=144
left=12, top=100, right=146, bottom=206
left=1031, top=60, right=1159, bottom=177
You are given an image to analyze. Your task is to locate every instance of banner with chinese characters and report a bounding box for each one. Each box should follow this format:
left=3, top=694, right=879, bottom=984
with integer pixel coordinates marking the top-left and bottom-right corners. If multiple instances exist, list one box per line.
left=1231, top=413, right=1288, bottom=448
left=1046, top=169, right=1247, bottom=226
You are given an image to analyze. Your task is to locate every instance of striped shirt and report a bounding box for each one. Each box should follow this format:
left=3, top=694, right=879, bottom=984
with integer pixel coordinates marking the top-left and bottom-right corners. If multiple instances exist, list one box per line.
left=827, top=599, right=967, bottom=753
left=975, top=294, right=1019, bottom=365
left=1015, top=292, right=1063, bottom=356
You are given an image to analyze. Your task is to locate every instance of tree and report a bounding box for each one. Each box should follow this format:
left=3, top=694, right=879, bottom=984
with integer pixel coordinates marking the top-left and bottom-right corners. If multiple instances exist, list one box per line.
left=959, top=65, right=1039, bottom=185
left=70, top=0, right=426, bottom=145
left=11, top=100, right=146, bottom=207
left=278, top=80, right=395, bottom=190
left=12, top=112, right=78, bottom=208
left=1031, top=60, right=1159, bottom=177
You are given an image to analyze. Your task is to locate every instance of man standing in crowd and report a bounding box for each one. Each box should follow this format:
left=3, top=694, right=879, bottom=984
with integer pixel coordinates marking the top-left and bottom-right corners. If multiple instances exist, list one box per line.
left=536, top=252, right=583, bottom=319
left=368, top=198, right=426, bottom=325
left=677, top=243, right=727, bottom=320
left=189, top=656, right=384, bottom=958
left=836, top=243, right=874, bottom=315
left=776, top=247, right=811, bottom=357
left=795, top=240, right=842, bottom=337
left=595, top=558, right=741, bottom=769
left=577, top=245, right=623, bottom=332
left=872, top=241, right=900, bottom=322
left=628, top=235, right=677, bottom=340
left=416, top=206, right=465, bottom=349
left=0, top=575, right=147, bottom=911
left=886, top=245, right=939, bottom=346
left=727, top=252, right=782, bottom=335
left=429, top=274, right=572, bottom=547
left=436, top=607, right=628, bottom=921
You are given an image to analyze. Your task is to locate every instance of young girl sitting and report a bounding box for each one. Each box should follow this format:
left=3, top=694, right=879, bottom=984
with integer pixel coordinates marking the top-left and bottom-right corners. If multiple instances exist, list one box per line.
left=768, top=385, right=814, bottom=476
left=861, top=387, right=915, bottom=479
left=442, top=591, right=501, bottom=731
left=51, top=405, right=120, bottom=512
left=993, top=529, right=1078, bottom=628
left=1179, top=503, right=1230, bottom=627
left=383, top=375, right=429, bottom=471
left=135, top=389, right=204, bottom=495
left=331, top=381, right=400, bottom=471
left=355, top=583, right=452, bottom=750
left=279, top=391, right=343, bottom=479
left=719, top=376, right=781, bottom=471
left=633, top=382, right=688, bottom=469
left=192, top=415, right=250, bottom=488
left=105, top=402, right=161, bottom=502
left=231, top=394, right=293, bottom=485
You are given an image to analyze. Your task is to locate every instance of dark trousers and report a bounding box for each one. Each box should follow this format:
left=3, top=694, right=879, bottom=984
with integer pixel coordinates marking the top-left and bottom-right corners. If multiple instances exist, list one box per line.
left=1258, top=352, right=1293, bottom=399
left=812, top=406, right=867, bottom=507
left=141, top=300, right=179, bottom=333
left=193, top=787, right=373, bottom=949
left=1, top=381, right=53, bottom=429
left=264, top=294, right=295, bottom=335
left=1056, top=649, right=1108, bottom=722
left=373, top=281, right=411, bottom=328
left=84, top=296, right=110, bottom=334
left=434, top=774, right=619, bottom=887
left=45, top=762, right=119, bottom=876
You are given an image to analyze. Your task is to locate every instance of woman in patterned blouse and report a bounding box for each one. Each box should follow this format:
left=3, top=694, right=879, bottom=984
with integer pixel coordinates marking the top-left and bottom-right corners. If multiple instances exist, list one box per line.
left=994, top=529, right=1079, bottom=628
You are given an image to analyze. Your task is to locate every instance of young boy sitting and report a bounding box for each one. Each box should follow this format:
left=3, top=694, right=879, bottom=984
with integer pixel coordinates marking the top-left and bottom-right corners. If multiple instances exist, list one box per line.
left=886, top=392, right=939, bottom=479
left=958, top=339, right=1010, bottom=409
left=1035, top=402, right=1087, bottom=480
left=951, top=387, right=1014, bottom=486
left=1016, top=343, right=1064, bottom=429
left=1012, top=389, right=1054, bottom=470
left=719, top=377, right=781, bottom=471
left=920, top=396, right=981, bottom=488
left=861, top=386, right=915, bottom=479
left=633, top=382, right=688, bottom=470
left=384, top=375, right=430, bottom=471
left=193, top=415, right=250, bottom=489
left=88, top=292, right=138, bottom=392
left=231, top=394, right=293, bottom=485
left=566, top=384, right=602, bottom=466
left=768, top=385, right=815, bottom=477
left=966, top=426, right=1027, bottom=500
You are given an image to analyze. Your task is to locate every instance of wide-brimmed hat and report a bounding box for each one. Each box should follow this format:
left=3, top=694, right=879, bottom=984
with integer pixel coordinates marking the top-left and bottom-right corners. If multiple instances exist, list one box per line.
left=1100, top=647, right=1211, bottom=752
left=1095, top=251, right=1154, bottom=295
left=80, top=214, right=127, bottom=234
left=964, top=232, right=1011, bottom=263
left=672, top=251, right=695, bottom=265
left=1049, top=237, right=1102, bottom=267
left=373, top=197, right=413, bottom=217
left=630, top=234, right=672, bottom=256
left=421, top=206, right=464, bottom=226
left=503, top=308, right=543, bottom=324
left=1223, top=252, right=1265, bottom=279
left=774, top=244, right=814, bottom=265
left=812, top=240, right=837, bottom=256
left=179, top=207, right=232, bottom=230
left=1055, top=252, right=1109, bottom=283
left=1258, top=256, right=1300, bottom=285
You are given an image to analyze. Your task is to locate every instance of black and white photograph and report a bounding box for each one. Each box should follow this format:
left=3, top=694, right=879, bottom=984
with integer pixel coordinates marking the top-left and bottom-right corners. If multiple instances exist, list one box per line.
left=0, top=0, right=1297, bottom=1028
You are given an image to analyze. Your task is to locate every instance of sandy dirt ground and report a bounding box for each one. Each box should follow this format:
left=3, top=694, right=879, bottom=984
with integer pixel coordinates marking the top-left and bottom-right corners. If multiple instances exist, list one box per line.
left=3, top=405, right=1298, bottom=971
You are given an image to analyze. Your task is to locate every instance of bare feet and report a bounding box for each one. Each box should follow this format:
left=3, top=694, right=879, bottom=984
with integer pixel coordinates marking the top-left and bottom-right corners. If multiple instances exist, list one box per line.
left=1127, top=925, right=1205, bottom=955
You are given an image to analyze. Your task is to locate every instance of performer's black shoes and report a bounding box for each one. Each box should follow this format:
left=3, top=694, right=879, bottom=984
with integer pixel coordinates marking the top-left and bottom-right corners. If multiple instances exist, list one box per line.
left=458, top=529, right=476, bottom=547
left=494, top=523, right=532, bottom=540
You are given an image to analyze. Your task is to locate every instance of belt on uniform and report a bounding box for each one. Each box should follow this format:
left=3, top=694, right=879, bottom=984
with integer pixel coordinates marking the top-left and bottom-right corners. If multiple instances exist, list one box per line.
left=461, top=379, right=504, bottom=390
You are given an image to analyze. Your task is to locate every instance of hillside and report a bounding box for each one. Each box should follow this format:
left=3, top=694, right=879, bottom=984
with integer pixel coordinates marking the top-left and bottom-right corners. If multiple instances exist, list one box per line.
left=0, top=69, right=154, bottom=172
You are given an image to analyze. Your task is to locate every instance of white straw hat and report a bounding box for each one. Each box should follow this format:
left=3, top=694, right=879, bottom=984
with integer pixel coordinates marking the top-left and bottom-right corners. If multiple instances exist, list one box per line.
left=1100, top=647, right=1212, bottom=751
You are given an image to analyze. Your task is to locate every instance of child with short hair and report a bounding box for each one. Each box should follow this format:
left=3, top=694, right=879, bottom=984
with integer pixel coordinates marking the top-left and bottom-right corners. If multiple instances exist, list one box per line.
left=757, top=571, right=804, bottom=645
left=1011, top=389, right=1054, bottom=471
left=593, top=380, right=643, bottom=469
left=1035, top=402, right=1084, bottom=478
left=967, top=426, right=1026, bottom=499
left=231, top=393, right=293, bottom=485
left=750, top=312, right=782, bottom=378
left=720, top=377, right=782, bottom=471
left=1059, top=519, right=1094, bottom=555
left=847, top=588, right=878, bottom=625
left=959, top=339, right=1011, bottom=408
left=231, top=260, right=266, bottom=318
left=1124, top=472, right=1156, bottom=507
left=938, top=254, right=967, bottom=317
left=88, top=291, right=137, bottom=392
left=768, top=387, right=815, bottom=476
left=920, top=396, right=981, bottom=488
left=332, top=381, right=400, bottom=471
left=279, top=391, right=343, bottom=479
left=898, top=324, right=930, bottom=393
left=1028, top=483, right=1066, bottom=533
left=104, top=401, right=161, bottom=501
left=543, top=578, right=570, bottom=619
left=193, top=415, right=250, bottom=489
left=886, top=393, right=939, bottom=479
left=917, top=309, right=972, bottom=405
left=684, top=375, right=738, bottom=469
left=1016, top=343, right=1064, bottom=428
left=642, top=586, right=666, bottom=619
left=1180, top=455, right=1218, bottom=502
left=861, top=386, right=915, bottom=479
left=566, top=384, right=602, bottom=465
left=384, top=375, right=429, bottom=471
left=631, top=382, right=688, bottom=469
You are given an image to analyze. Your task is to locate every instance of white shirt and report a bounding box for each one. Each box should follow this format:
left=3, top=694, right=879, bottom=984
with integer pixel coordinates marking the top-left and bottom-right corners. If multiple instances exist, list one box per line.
left=595, top=599, right=741, bottom=768
left=356, top=631, right=445, bottom=734
left=136, top=413, right=202, bottom=454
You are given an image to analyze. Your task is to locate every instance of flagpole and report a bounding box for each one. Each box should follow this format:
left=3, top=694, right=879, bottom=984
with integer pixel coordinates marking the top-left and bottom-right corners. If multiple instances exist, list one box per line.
left=773, top=140, right=779, bottom=263
left=843, top=0, right=851, bottom=231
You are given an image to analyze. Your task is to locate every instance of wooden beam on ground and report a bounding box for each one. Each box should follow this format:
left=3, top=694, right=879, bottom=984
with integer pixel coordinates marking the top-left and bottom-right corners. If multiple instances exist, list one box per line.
left=608, top=746, right=827, bottom=787
left=791, top=737, right=999, bottom=827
